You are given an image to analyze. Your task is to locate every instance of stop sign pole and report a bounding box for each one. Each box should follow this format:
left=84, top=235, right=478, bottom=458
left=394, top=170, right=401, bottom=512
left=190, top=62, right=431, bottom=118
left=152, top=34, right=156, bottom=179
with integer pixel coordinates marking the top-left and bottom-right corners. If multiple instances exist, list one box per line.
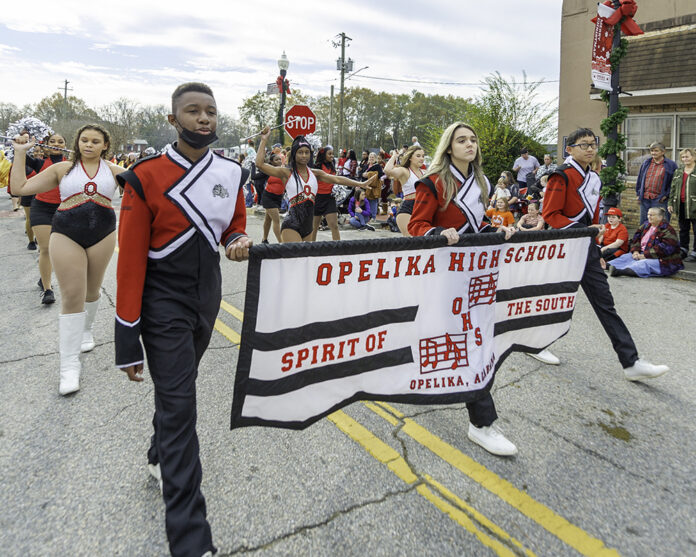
left=284, top=105, right=317, bottom=139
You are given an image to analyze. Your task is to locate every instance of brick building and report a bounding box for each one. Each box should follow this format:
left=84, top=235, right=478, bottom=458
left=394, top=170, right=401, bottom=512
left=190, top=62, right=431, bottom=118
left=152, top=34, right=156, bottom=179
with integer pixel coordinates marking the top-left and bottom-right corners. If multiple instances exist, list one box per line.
left=559, top=0, right=696, bottom=228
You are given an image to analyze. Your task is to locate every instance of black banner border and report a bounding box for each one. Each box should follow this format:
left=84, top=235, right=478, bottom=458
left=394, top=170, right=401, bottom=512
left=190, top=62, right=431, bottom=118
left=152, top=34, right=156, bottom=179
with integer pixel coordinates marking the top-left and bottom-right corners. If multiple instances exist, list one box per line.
left=231, top=228, right=594, bottom=430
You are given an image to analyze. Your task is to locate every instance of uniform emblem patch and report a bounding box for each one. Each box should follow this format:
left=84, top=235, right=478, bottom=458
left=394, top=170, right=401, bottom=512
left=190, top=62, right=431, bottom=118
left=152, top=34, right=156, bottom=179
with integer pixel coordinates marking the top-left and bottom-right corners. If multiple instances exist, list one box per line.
left=212, top=184, right=229, bottom=198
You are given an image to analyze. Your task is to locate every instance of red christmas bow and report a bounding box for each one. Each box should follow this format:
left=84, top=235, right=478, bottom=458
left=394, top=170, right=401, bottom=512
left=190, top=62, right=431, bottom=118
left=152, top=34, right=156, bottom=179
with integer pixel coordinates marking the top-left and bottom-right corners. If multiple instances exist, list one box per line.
left=592, top=0, right=644, bottom=36
left=276, top=76, right=291, bottom=95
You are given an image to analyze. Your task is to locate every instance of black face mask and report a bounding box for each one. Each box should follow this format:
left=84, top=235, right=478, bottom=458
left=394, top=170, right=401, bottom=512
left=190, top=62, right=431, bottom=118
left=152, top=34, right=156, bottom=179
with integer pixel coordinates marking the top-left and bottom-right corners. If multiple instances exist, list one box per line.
left=175, top=120, right=218, bottom=150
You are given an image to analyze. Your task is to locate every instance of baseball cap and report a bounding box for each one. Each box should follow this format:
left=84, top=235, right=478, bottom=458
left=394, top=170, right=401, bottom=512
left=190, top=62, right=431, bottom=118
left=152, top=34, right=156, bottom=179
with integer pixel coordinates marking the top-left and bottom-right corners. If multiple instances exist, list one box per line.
left=606, top=207, right=623, bottom=217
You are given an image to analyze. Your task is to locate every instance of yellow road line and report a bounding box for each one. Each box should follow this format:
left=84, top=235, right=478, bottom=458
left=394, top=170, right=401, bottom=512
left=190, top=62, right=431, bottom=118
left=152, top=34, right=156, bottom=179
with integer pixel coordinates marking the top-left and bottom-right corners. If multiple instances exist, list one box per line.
left=220, top=299, right=244, bottom=321
left=328, top=410, right=532, bottom=557
left=214, top=318, right=240, bottom=345
left=371, top=402, right=620, bottom=557
left=209, top=302, right=585, bottom=556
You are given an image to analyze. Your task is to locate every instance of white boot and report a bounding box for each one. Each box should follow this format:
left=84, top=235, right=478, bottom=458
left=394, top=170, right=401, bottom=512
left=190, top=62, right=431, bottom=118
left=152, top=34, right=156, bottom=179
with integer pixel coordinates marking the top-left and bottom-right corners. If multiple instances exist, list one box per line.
left=59, top=312, right=85, bottom=395
left=81, top=298, right=100, bottom=352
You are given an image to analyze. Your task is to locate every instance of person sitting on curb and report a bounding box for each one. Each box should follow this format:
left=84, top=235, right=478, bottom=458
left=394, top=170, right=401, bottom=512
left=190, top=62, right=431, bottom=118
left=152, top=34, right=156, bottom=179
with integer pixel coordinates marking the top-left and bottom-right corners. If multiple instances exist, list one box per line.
left=597, top=207, right=629, bottom=263
left=348, top=188, right=375, bottom=231
left=609, top=207, right=683, bottom=278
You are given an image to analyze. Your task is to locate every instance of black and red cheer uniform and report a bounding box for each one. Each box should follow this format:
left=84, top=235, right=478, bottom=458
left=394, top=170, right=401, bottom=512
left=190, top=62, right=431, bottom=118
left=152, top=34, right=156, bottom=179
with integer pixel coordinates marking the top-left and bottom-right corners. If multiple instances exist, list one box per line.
left=28, top=155, right=65, bottom=226
left=115, top=144, right=248, bottom=557
left=409, top=166, right=499, bottom=427
left=543, top=158, right=638, bottom=367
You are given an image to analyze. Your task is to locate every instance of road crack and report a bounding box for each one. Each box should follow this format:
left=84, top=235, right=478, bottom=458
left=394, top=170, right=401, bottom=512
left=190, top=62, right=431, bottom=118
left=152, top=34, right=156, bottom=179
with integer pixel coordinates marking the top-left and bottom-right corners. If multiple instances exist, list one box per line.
left=380, top=406, right=530, bottom=557
left=219, top=485, right=417, bottom=555
left=510, top=410, right=679, bottom=496
left=98, top=386, right=153, bottom=427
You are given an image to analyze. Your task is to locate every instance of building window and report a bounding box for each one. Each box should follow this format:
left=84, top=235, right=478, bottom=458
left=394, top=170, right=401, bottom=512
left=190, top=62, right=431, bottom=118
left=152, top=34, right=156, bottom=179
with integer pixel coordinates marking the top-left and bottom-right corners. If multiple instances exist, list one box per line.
left=624, top=114, right=696, bottom=176
left=678, top=117, right=696, bottom=150
left=624, top=116, right=672, bottom=176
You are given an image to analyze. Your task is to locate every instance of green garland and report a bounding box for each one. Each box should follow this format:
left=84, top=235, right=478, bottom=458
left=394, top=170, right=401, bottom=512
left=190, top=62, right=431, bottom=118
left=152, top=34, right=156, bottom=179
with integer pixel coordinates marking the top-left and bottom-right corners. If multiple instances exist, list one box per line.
left=598, top=33, right=630, bottom=198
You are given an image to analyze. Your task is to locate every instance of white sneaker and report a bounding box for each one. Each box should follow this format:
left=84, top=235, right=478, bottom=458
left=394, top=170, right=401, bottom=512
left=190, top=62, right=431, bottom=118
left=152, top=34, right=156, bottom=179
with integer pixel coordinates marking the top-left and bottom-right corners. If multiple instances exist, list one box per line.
left=624, top=359, right=669, bottom=381
left=148, top=463, right=163, bottom=494
left=527, top=349, right=560, bottom=365
left=468, top=423, right=518, bottom=456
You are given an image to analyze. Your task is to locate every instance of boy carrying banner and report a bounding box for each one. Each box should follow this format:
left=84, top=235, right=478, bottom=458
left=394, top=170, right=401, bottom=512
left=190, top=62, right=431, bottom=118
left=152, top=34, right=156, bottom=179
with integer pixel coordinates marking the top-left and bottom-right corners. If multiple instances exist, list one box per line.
left=542, top=127, right=668, bottom=381
left=115, top=82, right=251, bottom=557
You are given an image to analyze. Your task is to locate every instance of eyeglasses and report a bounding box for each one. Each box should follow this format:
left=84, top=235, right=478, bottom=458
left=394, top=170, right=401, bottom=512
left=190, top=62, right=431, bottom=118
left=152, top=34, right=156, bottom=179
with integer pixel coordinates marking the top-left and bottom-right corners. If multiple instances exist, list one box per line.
left=569, top=142, right=598, bottom=151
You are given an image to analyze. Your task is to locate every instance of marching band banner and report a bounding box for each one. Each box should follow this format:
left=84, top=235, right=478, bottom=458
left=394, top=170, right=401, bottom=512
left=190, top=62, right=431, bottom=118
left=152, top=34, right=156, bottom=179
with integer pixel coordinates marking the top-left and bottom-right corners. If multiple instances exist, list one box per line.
left=231, top=229, right=594, bottom=430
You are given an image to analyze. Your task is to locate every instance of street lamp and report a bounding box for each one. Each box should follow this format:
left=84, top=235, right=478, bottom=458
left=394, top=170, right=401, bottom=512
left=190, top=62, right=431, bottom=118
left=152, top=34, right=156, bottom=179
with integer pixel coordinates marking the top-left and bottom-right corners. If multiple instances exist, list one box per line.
left=277, top=51, right=290, bottom=146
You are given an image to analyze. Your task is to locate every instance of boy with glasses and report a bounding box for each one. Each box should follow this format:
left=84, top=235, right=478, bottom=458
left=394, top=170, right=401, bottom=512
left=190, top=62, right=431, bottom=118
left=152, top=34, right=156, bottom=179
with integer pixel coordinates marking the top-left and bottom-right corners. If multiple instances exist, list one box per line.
left=540, top=127, right=669, bottom=381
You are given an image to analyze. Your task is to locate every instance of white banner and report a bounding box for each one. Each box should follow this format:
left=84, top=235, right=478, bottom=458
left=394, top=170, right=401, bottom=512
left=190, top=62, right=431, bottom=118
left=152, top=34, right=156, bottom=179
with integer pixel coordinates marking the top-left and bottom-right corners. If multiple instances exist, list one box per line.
left=232, top=230, right=593, bottom=429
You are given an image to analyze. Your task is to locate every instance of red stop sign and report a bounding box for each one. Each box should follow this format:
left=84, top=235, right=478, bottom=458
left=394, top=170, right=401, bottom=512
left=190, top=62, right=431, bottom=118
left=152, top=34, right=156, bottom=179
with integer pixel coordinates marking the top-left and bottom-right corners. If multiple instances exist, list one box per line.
left=284, top=105, right=316, bottom=139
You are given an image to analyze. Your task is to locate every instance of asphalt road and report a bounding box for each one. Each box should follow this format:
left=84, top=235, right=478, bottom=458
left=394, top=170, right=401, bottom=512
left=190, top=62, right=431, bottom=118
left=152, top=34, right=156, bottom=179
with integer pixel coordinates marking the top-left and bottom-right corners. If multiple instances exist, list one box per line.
left=1, top=196, right=694, bottom=557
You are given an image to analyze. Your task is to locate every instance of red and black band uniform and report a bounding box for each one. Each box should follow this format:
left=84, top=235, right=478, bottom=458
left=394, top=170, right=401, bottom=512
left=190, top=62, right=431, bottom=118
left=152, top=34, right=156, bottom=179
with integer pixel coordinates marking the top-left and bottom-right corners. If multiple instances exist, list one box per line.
left=115, top=144, right=248, bottom=557
left=542, top=158, right=639, bottom=368
left=409, top=167, right=499, bottom=427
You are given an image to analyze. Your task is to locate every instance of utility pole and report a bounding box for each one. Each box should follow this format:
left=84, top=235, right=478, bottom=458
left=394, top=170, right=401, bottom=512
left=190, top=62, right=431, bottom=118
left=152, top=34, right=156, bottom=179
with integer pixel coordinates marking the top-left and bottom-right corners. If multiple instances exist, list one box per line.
left=334, top=33, right=353, bottom=150
left=58, top=79, right=72, bottom=101
left=329, top=85, right=334, bottom=147
left=57, top=79, right=73, bottom=120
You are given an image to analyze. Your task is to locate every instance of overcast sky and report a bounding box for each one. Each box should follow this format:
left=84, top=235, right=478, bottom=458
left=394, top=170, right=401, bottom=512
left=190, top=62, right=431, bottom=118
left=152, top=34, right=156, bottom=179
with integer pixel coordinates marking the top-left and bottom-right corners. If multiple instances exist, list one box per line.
left=1, top=1, right=562, bottom=116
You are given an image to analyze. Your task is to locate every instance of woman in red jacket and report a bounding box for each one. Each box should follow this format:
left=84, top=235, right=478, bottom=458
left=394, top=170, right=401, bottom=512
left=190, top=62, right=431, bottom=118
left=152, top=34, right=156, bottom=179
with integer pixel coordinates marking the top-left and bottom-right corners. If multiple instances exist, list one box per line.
left=409, top=122, right=517, bottom=457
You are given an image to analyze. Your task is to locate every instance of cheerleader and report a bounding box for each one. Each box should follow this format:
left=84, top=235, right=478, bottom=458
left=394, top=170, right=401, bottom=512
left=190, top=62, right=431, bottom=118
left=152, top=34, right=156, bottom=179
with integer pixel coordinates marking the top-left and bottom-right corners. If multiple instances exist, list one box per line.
left=26, top=133, right=68, bottom=304
left=408, top=122, right=517, bottom=456
left=384, top=145, right=426, bottom=237
left=19, top=142, right=41, bottom=250
left=255, top=127, right=375, bottom=243
left=11, top=125, right=122, bottom=395
left=260, top=151, right=284, bottom=243
left=311, top=146, right=342, bottom=242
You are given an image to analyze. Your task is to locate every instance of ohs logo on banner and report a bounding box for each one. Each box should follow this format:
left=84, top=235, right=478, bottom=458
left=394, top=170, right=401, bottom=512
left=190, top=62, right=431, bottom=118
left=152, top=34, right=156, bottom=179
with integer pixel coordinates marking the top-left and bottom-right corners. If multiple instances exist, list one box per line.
left=417, top=272, right=498, bottom=376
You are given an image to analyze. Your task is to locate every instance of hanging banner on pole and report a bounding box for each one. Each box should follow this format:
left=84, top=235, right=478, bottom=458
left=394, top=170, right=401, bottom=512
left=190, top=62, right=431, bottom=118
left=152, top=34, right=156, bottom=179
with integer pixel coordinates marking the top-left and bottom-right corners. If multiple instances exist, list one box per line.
left=231, top=229, right=594, bottom=430
left=591, top=2, right=616, bottom=92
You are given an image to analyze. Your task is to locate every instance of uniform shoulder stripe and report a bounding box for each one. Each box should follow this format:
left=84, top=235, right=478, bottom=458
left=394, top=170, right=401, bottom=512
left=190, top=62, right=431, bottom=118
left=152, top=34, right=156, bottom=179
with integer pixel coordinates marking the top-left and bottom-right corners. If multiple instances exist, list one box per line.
left=549, top=165, right=570, bottom=185
left=116, top=170, right=145, bottom=200
left=416, top=176, right=438, bottom=197
left=213, top=151, right=242, bottom=167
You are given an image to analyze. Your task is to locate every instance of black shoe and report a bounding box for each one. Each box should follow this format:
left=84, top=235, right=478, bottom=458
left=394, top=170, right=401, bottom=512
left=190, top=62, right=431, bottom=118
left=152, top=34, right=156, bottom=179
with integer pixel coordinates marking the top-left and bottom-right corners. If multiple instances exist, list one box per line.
left=41, top=289, right=55, bottom=305
left=37, top=278, right=43, bottom=290
left=365, top=224, right=375, bottom=231
left=27, top=241, right=37, bottom=251
left=262, top=239, right=269, bottom=244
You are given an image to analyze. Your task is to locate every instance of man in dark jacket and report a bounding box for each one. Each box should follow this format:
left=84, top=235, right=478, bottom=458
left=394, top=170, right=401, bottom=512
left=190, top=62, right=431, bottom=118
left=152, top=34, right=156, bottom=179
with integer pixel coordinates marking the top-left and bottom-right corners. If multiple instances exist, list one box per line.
left=635, top=142, right=677, bottom=225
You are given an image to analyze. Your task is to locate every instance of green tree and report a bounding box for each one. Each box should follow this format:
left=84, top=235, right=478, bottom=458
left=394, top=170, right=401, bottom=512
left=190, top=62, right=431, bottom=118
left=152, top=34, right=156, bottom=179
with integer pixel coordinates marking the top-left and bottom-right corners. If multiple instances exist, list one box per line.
left=137, top=105, right=176, bottom=150
left=0, top=103, right=23, bottom=135
left=422, top=72, right=555, bottom=182
left=33, top=93, right=101, bottom=143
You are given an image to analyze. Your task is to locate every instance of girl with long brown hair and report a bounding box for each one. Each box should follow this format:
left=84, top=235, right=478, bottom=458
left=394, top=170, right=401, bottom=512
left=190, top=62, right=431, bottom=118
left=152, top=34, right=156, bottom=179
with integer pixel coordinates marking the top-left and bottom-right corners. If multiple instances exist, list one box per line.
left=11, top=124, right=124, bottom=395
left=408, top=122, right=517, bottom=457
left=384, top=144, right=425, bottom=236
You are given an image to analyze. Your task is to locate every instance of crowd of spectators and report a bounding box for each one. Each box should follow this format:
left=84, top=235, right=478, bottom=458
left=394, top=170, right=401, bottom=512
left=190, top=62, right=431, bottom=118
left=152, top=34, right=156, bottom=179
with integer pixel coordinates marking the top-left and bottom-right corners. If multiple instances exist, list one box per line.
left=208, top=136, right=696, bottom=277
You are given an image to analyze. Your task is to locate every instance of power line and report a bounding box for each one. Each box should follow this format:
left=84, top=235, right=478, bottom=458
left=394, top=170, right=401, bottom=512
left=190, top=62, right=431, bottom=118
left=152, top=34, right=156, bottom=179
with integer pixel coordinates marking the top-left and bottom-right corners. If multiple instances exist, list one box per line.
left=348, top=74, right=559, bottom=86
